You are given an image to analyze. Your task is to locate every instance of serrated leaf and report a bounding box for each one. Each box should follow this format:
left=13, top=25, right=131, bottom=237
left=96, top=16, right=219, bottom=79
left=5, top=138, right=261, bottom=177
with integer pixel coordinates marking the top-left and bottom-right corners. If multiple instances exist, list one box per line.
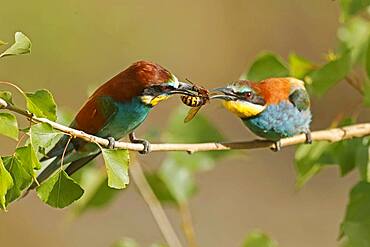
left=26, top=89, right=57, bottom=121
left=158, top=158, right=197, bottom=204
left=341, top=181, right=370, bottom=247
left=0, top=91, right=13, bottom=104
left=36, top=170, right=84, bottom=208
left=289, top=53, right=315, bottom=79
left=101, top=149, right=130, bottom=189
left=243, top=230, right=278, bottom=247
left=0, top=113, right=18, bottom=140
left=73, top=167, right=119, bottom=215
left=340, top=0, right=370, bottom=21
left=244, top=53, right=289, bottom=81
left=30, top=123, right=63, bottom=155
left=4, top=145, right=41, bottom=205
left=0, top=157, right=13, bottom=210
left=2, top=145, right=40, bottom=205
left=0, top=32, right=31, bottom=58
left=308, top=52, right=351, bottom=96
left=16, top=144, right=41, bottom=171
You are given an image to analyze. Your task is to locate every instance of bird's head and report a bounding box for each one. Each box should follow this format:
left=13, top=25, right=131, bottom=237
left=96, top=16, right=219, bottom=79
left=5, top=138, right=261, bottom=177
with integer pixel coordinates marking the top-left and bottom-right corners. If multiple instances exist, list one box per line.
left=213, top=80, right=267, bottom=118
left=96, top=61, right=196, bottom=107
left=130, top=61, right=195, bottom=107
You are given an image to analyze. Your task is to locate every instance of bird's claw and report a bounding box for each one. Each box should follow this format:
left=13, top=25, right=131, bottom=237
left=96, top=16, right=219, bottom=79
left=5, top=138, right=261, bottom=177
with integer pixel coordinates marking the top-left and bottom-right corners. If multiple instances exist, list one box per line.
left=129, top=132, right=151, bottom=154
left=138, top=139, right=151, bottom=154
left=107, top=137, right=116, bottom=149
left=305, top=131, right=312, bottom=144
left=271, top=141, right=281, bottom=152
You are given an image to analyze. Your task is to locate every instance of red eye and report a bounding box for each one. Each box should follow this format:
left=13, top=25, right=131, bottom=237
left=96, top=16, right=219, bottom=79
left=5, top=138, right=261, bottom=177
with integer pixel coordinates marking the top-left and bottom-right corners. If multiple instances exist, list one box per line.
left=245, top=92, right=252, bottom=98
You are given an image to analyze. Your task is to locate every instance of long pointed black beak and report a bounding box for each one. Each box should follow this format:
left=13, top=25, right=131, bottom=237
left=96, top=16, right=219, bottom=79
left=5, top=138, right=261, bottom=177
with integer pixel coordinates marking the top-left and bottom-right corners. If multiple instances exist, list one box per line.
left=210, top=87, right=238, bottom=101
left=167, top=82, right=198, bottom=96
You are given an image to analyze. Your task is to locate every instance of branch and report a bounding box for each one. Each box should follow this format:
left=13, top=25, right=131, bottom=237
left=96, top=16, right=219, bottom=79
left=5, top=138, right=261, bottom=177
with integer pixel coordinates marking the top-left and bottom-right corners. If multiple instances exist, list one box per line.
left=1, top=98, right=370, bottom=153
left=130, top=159, right=183, bottom=247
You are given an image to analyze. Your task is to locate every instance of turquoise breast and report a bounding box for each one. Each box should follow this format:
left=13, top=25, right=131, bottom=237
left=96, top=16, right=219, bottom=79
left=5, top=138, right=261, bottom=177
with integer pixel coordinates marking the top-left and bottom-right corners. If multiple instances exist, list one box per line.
left=97, top=97, right=151, bottom=139
left=242, top=101, right=311, bottom=141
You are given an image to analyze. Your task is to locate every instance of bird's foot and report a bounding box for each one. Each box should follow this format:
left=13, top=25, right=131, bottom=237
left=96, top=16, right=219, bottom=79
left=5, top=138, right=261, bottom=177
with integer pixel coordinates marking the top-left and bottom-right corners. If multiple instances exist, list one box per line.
left=129, top=132, right=151, bottom=154
left=107, top=137, right=116, bottom=149
left=271, top=140, right=281, bottom=152
left=305, top=131, right=312, bottom=144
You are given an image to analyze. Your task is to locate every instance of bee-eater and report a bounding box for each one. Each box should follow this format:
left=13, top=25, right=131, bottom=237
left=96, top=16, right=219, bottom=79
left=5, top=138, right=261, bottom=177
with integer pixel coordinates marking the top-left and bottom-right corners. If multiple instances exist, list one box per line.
left=214, top=78, right=312, bottom=150
left=30, top=60, right=195, bottom=189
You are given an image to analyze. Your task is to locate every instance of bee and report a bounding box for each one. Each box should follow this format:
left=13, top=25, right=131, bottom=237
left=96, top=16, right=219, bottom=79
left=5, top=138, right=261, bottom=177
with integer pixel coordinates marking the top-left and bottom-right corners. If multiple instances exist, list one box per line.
left=180, top=80, right=210, bottom=123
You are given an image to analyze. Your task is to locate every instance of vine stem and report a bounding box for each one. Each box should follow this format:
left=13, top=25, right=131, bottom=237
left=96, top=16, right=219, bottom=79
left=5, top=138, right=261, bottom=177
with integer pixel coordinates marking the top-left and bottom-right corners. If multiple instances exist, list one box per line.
left=130, top=158, right=183, bottom=247
left=1, top=98, right=370, bottom=153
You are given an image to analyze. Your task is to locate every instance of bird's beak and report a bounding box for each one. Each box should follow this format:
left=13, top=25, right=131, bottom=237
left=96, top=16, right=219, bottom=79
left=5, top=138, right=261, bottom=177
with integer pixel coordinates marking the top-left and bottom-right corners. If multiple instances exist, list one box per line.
left=210, top=87, right=238, bottom=101
left=166, top=81, right=198, bottom=96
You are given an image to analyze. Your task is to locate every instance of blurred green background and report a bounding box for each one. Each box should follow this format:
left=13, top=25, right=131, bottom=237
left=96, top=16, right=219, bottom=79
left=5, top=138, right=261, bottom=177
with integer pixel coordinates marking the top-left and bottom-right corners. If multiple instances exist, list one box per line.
left=0, top=0, right=366, bottom=246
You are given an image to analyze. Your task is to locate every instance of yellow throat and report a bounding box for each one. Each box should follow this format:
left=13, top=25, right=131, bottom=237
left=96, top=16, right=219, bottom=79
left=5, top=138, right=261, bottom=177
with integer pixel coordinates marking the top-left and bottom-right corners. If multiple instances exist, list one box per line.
left=141, top=95, right=170, bottom=106
left=223, top=100, right=266, bottom=118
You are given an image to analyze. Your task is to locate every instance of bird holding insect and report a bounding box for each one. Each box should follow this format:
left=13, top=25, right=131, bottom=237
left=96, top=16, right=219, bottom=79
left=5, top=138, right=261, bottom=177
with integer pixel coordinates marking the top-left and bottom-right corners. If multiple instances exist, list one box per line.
left=29, top=61, right=197, bottom=189
left=179, top=80, right=211, bottom=123
left=213, top=77, right=312, bottom=150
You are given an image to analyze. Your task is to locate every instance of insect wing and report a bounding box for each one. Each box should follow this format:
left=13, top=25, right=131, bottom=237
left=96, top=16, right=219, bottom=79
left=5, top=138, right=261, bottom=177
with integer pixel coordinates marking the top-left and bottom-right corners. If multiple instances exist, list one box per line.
left=184, top=106, right=202, bottom=123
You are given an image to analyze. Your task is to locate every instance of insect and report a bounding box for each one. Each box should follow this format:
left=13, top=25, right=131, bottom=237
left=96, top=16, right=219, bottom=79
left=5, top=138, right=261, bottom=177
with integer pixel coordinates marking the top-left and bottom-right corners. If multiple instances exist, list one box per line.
left=180, top=80, right=210, bottom=123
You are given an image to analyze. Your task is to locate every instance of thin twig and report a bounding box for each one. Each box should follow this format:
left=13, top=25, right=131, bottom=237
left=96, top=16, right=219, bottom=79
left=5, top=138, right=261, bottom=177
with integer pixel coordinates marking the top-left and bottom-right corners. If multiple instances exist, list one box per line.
left=130, top=158, right=183, bottom=247
left=179, top=203, right=198, bottom=247
left=1, top=98, right=370, bottom=153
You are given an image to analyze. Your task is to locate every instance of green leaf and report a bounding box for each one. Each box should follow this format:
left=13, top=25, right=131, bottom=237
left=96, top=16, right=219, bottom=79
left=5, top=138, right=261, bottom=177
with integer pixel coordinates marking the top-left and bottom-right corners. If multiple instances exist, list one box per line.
left=30, top=123, right=63, bottom=156
left=73, top=167, right=119, bottom=215
left=36, top=170, right=84, bottom=208
left=340, top=0, right=370, bottom=21
left=295, top=142, right=334, bottom=188
left=341, top=181, right=370, bottom=247
left=0, top=40, right=6, bottom=46
left=2, top=145, right=40, bottom=205
left=289, top=53, right=315, bottom=79
left=146, top=172, right=177, bottom=203
left=0, top=32, right=31, bottom=58
left=158, top=158, right=197, bottom=204
left=338, top=17, right=370, bottom=65
left=2, top=145, right=40, bottom=207
left=0, top=157, right=13, bottom=210
left=25, top=89, right=57, bottom=121
left=101, top=149, right=130, bottom=189
left=308, top=52, right=351, bottom=96
left=244, top=52, right=289, bottom=81
left=0, top=91, right=13, bottom=104
left=111, top=238, right=139, bottom=247
left=17, top=144, right=41, bottom=171
left=242, top=230, right=278, bottom=247
left=295, top=136, right=369, bottom=187
left=164, top=107, right=228, bottom=161
left=0, top=113, right=18, bottom=140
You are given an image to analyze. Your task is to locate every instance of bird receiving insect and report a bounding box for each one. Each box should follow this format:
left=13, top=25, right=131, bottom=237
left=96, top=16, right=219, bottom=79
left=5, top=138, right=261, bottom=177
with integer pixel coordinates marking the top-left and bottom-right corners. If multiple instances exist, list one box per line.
left=180, top=77, right=312, bottom=151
